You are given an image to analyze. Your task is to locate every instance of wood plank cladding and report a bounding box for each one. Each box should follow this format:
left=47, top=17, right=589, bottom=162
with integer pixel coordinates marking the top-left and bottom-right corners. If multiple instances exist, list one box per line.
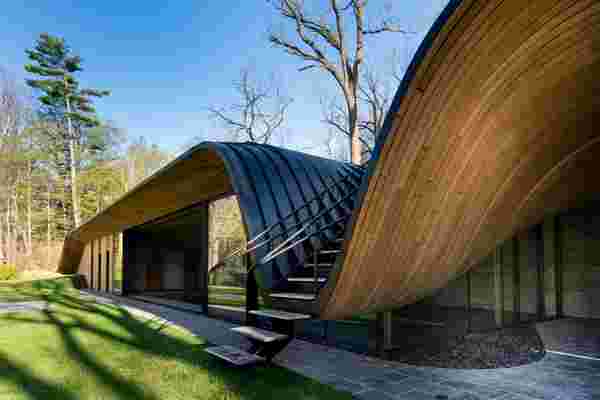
left=59, top=142, right=361, bottom=292
left=319, top=0, right=600, bottom=319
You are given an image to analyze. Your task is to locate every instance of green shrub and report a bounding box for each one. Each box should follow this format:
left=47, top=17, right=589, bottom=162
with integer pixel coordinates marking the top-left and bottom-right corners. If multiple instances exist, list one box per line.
left=0, top=264, right=18, bottom=281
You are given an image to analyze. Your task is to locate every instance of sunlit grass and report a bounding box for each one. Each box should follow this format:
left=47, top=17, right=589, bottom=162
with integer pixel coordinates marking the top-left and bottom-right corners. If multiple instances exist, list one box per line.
left=0, top=278, right=353, bottom=400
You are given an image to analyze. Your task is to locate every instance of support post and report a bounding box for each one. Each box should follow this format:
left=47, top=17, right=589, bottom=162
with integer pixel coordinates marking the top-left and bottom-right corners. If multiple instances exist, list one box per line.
left=105, top=249, right=110, bottom=292
left=97, top=239, right=102, bottom=291
left=513, top=237, right=520, bottom=324
left=374, top=312, right=385, bottom=357
left=246, top=254, right=258, bottom=326
left=111, top=233, right=118, bottom=293
left=383, top=311, right=393, bottom=351
left=466, top=269, right=472, bottom=333
left=494, top=247, right=504, bottom=327
left=536, top=224, right=546, bottom=320
left=554, top=214, right=564, bottom=318
left=371, top=311, right=393, bottom=359
left=198, top=206, right=209, bottom=314
left=122, top=231, right=131, bottom=296
left=90, top=239, right=95, bottom=290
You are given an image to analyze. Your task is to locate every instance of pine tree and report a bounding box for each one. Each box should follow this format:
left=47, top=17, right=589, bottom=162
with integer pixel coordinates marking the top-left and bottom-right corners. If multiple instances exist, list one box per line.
left=24, top=33, right=109, bottom=232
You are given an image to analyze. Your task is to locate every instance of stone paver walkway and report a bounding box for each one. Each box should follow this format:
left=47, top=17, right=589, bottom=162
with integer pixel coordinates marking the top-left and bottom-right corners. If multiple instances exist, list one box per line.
left=0, top=301, right=47, bottom=314
left=80, top=291, right=600, bottom=400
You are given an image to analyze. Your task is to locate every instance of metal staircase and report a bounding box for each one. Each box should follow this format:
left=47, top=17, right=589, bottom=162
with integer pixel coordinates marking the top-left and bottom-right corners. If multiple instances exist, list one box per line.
left=205, top=165, right=363, bottom=366
left=268, top=236, right=344, bottom=314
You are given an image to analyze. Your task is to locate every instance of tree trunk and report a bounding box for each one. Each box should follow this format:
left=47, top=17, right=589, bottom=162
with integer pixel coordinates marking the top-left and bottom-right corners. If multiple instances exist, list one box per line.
left=47, top=179, right=52, bottom=268
left=13, top=191, right=27, bottom=258
left=6, top=196, right=12, bottom=265
left=62, top=138, right=73, bottom=233
left=62, top=135, right=80, bottom=232
left=348, top=96, right=362, bottom=165
left=26, top=160, right=32, bottom=256
left=69, top=138, right=80, bottom=227
left=64, top=92, right=80, bottom=229
left=350, top=126, right=362, bottom=165
left=0, top=207, right=4, bottom=263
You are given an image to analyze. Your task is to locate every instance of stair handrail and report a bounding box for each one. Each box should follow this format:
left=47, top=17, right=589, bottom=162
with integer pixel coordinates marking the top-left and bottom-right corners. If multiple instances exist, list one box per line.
left=258, top=213, right=350, bottom=267
left=258, top=185, right=359, bottom=265
left=214, top=196, right=355, bottom=279
left=246, top=170, right=361, bottom=245
left=208, top=169, right=363, bottom=274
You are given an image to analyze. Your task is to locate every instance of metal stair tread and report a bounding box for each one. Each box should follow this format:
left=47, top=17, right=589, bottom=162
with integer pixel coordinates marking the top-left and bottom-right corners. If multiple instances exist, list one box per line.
left=319, top=249, right=342, bottom=254
left=231, top=326, right=289, bottom=343
left=287, top=277, right=326, bottom=283
left=248, top=308, right=312, bottom=320
left=270, top=292, right=316, bottom=301
left=303, top=263, right=334, bottom=268
left=205, top=345, right=265, bottom=366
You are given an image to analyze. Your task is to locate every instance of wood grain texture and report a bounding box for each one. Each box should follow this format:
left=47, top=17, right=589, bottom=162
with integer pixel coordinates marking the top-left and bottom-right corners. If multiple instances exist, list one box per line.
left=319, top=0, right=600, bottom=319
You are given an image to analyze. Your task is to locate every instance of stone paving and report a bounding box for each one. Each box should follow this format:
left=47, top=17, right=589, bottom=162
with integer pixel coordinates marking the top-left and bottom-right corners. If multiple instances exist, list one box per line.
left=0, top=301, right=47, bottom=314
left=79, top=291, right=600, bottom=400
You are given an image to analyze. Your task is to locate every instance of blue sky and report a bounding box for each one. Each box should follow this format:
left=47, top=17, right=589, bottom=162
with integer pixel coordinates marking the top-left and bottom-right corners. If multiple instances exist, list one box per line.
left=1, top=1, right=448, bottom=157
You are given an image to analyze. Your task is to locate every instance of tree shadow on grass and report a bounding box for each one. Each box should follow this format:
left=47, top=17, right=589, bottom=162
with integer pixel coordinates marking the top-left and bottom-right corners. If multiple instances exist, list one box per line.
left=0, top=287, right=348, bottom=400
left=0, top=350, right=79, bottom=400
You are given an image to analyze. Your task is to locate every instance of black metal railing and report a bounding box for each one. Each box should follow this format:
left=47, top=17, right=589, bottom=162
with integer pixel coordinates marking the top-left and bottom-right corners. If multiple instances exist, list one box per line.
left=258, top=200, right=352, bottom=265
left=209, top=168, right=363, bottom=275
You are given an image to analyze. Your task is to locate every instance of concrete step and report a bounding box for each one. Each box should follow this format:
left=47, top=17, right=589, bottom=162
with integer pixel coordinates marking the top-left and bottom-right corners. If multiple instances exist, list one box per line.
left=231, top=326, right=288, bottom=343
left=269, top=292, right=318, bottom=314
left=270, top=292, right=316, bottom=301
left=205, top=345, right=265, bottom=366
left=287, top=277, right=326, bottom=283
left=248, top=308, right=311, bottom=321
left=285, top=276, right=327, bottom=293
left=318, top=249, right=342, bottom=255
left=303, top=263, right=334, bottom=269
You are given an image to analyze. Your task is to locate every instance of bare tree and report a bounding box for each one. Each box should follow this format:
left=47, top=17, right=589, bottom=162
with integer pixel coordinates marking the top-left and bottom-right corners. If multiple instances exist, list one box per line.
left=209, top=69, right=292, bottom=144
left=323, top=127, right=349, bottom=162
left=268, top=0, right=407, bottom=164
left=0, top=68, right=25, bottom=150
left=357, top=66, right=397, bottom=159
left=322, top=66, right=395, bottom=161
left=0, top=68, right=28, bottom=264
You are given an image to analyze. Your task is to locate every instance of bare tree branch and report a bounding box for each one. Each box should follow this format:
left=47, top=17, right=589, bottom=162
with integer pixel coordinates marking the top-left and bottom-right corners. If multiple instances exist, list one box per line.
left=362, top=21, right=411, bottom=35
left=268, top=0, right=407, bottom=164
left=209, top=68, right=292, bottom=144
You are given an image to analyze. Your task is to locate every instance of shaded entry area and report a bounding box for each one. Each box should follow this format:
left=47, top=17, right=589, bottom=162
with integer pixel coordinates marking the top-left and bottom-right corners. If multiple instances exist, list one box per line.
left=122, top=204, right=209, bottom=311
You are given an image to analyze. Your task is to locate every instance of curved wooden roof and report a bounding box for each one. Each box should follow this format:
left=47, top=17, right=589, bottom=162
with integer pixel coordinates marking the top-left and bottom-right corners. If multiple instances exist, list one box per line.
left=318, top=0, right=600, bottom=319
left=59, top=142, right=362, bottom=289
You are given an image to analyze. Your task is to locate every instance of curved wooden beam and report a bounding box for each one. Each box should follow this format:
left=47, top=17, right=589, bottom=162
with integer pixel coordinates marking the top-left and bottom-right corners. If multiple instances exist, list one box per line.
left=319, top=0, right=600, bottom=319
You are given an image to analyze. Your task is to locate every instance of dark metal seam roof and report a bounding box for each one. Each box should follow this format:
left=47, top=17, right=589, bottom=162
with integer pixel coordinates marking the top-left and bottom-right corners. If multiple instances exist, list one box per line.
left=60, top=140, right=363, bottom=290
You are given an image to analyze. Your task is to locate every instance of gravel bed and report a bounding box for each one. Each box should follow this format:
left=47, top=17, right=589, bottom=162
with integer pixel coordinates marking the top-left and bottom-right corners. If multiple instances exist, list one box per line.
left=389, top=325, right=546, bottom=369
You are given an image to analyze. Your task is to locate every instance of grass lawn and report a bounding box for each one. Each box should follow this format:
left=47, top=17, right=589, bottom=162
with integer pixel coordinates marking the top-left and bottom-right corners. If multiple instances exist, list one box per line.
left=0, top=277, right=353, bottom=400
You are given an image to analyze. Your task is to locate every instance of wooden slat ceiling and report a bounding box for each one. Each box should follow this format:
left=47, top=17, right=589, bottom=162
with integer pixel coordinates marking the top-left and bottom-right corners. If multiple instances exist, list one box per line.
left=71, top=147, right=231, bottom=244
left=59, top=146, right=232, bottom=273
left=319, top=0, right=600, bottom=319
